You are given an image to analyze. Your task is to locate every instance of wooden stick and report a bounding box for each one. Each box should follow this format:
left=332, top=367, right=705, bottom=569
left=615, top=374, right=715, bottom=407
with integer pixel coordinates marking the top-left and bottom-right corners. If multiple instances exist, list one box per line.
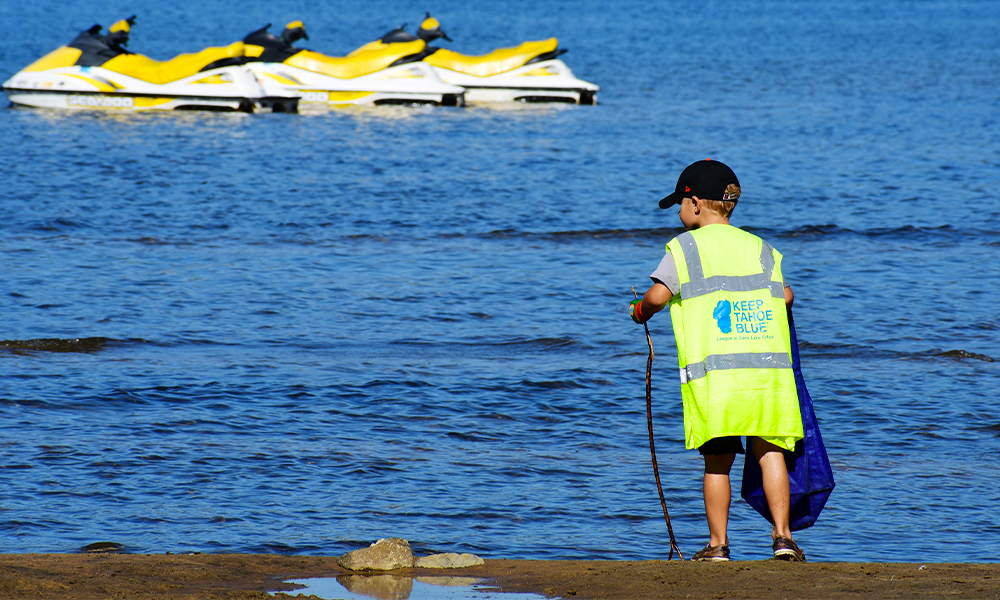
left=632, top=287, right=683, bottom=561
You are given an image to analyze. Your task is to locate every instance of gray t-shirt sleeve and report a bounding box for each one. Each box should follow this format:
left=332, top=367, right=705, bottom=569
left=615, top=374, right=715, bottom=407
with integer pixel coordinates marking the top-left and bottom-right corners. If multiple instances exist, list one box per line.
left=650, top=253, right=680, bottom=295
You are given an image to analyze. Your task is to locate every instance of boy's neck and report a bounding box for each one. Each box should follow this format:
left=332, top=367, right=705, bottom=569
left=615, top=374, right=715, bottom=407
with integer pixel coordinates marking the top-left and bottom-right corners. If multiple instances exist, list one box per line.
left=687, top=215, right=730, bottom=230
left=680, top=196, right=732, bottom=230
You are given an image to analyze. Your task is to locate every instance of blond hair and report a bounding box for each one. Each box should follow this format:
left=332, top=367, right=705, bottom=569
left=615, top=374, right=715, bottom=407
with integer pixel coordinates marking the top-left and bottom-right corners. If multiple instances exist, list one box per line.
left=701, top=184, right=740, bottom=218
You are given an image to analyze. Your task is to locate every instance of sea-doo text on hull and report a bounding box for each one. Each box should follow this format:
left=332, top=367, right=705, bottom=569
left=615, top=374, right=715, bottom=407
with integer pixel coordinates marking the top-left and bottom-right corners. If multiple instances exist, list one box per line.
left=2, top=17, right=297, bottom=113
left=368, top=14, right=599, bottom=105
left=242, top=21, right=464, bottom=108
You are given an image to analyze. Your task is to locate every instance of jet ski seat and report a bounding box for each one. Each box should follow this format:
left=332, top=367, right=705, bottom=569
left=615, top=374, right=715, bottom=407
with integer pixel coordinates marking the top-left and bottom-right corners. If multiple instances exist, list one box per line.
left=284, top=40, right=425, bottom=79
left=102, top=42, right=246, bottom=84
left=347, top=40, right=392, bottom=57
left=424, top=38, right=558, bottom=77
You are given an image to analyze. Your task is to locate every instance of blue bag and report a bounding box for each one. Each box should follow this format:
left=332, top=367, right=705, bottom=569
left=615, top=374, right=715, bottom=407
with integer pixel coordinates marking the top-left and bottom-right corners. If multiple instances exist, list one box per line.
left=740, top=311, right=835, bottom=530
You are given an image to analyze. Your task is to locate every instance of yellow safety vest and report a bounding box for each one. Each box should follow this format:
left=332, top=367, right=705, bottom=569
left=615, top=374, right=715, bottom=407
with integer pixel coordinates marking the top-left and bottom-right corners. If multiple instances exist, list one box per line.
left=666, top=224, right=802, bottom=451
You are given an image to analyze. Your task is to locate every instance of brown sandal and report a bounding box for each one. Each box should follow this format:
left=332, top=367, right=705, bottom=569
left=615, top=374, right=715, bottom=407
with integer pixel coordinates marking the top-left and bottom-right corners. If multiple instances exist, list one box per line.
left=692, top=543, right=730, bottom=561
left=772, top=537, right=806, bottom=562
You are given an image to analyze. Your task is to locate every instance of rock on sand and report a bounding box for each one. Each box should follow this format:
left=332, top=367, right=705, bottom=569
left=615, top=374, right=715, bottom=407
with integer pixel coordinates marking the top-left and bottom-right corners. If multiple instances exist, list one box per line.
left=414, top=553, right=485, bottom=569
left=338, top=538, right=415, bottom=571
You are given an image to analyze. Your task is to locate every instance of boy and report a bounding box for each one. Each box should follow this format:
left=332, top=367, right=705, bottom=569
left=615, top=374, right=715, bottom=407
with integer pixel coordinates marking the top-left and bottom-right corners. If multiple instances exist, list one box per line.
left=629, top=160, right=806, bottom=562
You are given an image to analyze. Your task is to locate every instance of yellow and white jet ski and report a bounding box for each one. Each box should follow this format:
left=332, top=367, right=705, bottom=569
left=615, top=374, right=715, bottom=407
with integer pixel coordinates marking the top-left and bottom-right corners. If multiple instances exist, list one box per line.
left=242, top=21, right=465, bottom=108
left=1, top=17, right=297, bottom=113
left=365, top=15, right=599, bottom=105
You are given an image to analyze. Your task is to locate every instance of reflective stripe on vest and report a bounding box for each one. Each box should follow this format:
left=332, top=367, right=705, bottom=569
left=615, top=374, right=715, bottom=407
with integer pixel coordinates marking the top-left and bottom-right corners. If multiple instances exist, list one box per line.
left=679, top=352, right=792, bottom=383
left=675, top=232, right=785, bottom=301
left=675, top=231, right=791, bottom=383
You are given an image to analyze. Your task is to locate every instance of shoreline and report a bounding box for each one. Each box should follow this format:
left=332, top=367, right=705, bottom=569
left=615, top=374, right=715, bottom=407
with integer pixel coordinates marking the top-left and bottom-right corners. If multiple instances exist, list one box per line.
left=1, top=554, right=998, bottom=599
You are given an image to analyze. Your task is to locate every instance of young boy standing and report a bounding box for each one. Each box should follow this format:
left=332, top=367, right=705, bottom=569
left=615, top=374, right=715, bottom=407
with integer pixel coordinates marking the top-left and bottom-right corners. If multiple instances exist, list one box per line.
left=629, top=160, right=806, bottom=562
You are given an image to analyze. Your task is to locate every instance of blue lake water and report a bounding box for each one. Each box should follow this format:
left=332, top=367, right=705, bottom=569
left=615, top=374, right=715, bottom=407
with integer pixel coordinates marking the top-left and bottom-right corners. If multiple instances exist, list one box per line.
left=1, top=0, right=999, bottom=563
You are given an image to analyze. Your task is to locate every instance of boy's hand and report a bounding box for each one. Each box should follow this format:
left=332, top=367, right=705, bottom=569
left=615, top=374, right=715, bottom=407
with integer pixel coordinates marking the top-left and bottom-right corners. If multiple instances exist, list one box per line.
left=629, top=299, right=647, bottom=324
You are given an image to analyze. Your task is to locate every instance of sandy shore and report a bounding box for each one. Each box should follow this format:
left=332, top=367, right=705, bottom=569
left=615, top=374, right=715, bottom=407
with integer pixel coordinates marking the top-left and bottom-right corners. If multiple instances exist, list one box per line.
left=0, top=554, right=997, bottom=599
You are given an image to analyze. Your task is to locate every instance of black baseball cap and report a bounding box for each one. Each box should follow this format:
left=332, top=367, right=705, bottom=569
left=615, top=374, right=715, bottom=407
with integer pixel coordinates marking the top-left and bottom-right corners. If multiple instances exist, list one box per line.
left=659, top=159, right=740, bottom=209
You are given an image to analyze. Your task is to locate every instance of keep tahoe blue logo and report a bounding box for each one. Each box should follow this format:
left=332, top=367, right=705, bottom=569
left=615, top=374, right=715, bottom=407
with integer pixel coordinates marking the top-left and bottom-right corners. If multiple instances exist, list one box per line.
left=715, top=298, right=776, bottom=336
left=713, top=300, right=733, bottom=333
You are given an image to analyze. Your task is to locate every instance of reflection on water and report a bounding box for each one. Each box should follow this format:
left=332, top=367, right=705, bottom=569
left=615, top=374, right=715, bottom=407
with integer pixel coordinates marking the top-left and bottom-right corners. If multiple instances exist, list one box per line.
left=279, top=576, right=545, bottom=600
left=338, top=574, right=411, bottom=600
left=292, top=99, right=575, bottom=121
left=9, top=104, right=255, bottom=126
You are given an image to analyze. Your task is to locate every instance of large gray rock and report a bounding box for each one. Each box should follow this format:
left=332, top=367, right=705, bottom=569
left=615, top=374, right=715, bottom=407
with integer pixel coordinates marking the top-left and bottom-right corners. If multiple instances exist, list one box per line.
left=414, top=552, right=485, bottom=569
left=338, top=538, right=415, bottom=571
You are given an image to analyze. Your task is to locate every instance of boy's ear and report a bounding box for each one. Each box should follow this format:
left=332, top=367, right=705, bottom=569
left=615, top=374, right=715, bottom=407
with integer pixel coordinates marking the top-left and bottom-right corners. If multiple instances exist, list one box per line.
left=690, top=196, right=701, bottom=213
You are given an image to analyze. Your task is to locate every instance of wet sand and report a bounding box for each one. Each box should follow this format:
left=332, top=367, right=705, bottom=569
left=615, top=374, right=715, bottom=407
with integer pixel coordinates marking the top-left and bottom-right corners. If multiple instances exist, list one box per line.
left=0, top=554, right=997, bottom=599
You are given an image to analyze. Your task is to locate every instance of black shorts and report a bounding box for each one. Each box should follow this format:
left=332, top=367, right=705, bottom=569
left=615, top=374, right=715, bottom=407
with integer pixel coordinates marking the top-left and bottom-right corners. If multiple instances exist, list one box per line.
left=698, top=436, right=746, bottom=456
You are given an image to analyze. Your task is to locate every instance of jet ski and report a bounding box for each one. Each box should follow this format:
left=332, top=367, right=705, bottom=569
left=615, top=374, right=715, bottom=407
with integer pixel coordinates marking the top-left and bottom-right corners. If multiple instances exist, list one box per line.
left=2, top=16, right=298, bottom=113
left=365, top=14, right=599, bottom=105
left=241, top=21, right=465, bottom=108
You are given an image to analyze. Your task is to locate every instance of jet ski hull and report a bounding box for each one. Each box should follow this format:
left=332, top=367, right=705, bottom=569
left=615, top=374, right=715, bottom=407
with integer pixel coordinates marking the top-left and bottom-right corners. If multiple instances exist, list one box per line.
left=247, top=61, right=465, bottom=108
left=2, top=65, right=298, bottom=113
left=429, top=59, right=598, bottom=105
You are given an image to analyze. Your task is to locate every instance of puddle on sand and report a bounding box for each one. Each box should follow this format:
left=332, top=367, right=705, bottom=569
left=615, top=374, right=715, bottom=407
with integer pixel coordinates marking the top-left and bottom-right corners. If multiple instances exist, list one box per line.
left=273, top=574, right=547, bottom=600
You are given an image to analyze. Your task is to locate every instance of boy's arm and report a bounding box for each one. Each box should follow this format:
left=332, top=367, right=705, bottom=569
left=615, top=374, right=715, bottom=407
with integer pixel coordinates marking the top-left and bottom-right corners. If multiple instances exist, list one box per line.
left=785, top=284, right=793, bottom=307
left=630, top=253, right=678, bottom=323
left=630, top=282, right=672, bottom=323
left=643, top=283, right=673, bottom=316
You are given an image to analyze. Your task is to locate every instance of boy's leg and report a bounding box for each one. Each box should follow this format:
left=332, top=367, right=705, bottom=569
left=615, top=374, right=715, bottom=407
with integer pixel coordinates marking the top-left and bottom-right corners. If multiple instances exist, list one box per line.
left=703, top=451, right=736, bottom=547
left=750, top=437, right=792, bottom=540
